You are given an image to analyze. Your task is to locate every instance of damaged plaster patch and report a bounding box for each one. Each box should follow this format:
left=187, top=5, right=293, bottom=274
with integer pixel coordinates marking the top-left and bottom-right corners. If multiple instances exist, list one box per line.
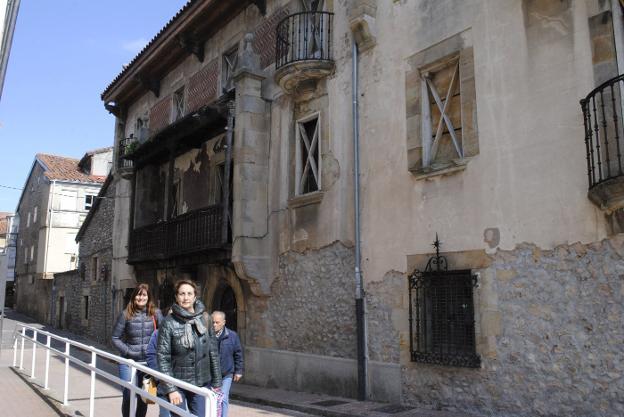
left=483, top=227, right=500, bottom=249
left=322, top=153, right=340, bottom=190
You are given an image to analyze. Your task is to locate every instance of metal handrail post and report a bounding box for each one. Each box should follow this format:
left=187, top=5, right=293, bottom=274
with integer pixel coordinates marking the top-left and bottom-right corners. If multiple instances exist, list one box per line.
left=19, top=326, right=25, bottom=369
left=63, top=341, right=70, bottom=405
left=44, top=334, right=51, bottom=389
left=12, top=334, right=17, bottom=367
left=89, top=350, right=96, bottom=417
left=31, top=329, right=37, bottom=379
left=129, top=363, right=137, bottom=417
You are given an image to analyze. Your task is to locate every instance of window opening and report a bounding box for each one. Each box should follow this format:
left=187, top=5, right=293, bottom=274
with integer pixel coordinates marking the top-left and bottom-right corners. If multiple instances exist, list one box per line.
left=85, top=195, right=95, bottom=210
left=172, top=88, right=185, bottom=122
left=408, top=235, right=480, bottom=368
left=295, top=115, right=321, bottom=195
left=222, top=47, right=238, bottom=93
left=421, top=58, right=463, bottom=168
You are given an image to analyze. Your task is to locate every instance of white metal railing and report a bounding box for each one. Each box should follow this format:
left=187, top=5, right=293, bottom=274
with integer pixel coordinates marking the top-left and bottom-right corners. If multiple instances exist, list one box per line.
left=12, top=324, right=218, bottom=417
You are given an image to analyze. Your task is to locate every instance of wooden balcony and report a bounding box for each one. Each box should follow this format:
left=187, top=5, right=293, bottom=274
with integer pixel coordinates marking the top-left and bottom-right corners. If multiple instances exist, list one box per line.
left=128, top=205, right=226, bottom=264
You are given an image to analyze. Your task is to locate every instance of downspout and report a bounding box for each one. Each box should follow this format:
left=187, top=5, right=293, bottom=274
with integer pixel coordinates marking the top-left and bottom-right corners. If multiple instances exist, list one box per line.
left=222, top=101, right=235, bottom=244
left=352, top=41, right=368, bottom=400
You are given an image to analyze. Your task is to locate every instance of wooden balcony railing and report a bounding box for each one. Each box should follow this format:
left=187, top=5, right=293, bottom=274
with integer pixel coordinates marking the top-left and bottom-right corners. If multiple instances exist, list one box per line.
left=128, top=205, right=225, bottom=263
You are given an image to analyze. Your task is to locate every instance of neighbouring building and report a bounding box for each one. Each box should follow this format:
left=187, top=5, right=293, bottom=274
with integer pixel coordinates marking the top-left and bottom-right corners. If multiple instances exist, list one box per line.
left=0, top=212, right=16, bottom=307
left=99, top=1, right=624, bottom=416
left=54, top=175, right=115, bottom=345
left=14, top=149, right=112, bottom=323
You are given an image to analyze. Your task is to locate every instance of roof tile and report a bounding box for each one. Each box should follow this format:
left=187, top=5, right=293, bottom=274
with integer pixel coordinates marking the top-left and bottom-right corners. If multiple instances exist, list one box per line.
left=36, top=153, right=107, bottom=184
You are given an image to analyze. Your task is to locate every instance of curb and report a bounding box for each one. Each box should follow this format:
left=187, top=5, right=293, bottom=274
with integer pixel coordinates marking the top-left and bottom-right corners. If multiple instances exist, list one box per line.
left=230, top=391, right=357, bottom=417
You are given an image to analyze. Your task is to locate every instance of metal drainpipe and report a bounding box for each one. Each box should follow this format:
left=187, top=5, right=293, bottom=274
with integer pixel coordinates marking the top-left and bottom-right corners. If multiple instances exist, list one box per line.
left=352, top=41, right=368, bottom=401
left=222, top=101, right=235, bottom=244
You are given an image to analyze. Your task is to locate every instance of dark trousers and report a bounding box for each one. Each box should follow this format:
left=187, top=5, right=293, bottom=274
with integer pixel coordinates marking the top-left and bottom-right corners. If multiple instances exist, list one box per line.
left=118, top=363, right=148, bottom=417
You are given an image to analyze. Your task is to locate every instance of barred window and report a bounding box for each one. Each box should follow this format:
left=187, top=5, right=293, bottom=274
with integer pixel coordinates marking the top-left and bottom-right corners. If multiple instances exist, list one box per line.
left=295, top=113, right=321, bottom=195
left=172, top=87, right=185, bottom=122
left=408, top=239, right=480, bottom=368
left=222, top=47, right=238, bottom=93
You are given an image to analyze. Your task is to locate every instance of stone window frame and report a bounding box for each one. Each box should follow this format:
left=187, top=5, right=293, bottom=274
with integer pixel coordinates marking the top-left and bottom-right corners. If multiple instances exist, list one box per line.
left=221, top=45, right=238, bottom=94
left=405, top=30, right=478, bottom=179
left=294, top=112, right=322, bottom=196
left=171, top=87, right=186, bottom=123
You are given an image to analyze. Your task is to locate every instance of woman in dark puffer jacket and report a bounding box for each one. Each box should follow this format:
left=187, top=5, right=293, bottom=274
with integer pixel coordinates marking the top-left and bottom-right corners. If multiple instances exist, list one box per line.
left=157, top=280, right=222, bottom=417
left=112, top=283, right=163, bottom=417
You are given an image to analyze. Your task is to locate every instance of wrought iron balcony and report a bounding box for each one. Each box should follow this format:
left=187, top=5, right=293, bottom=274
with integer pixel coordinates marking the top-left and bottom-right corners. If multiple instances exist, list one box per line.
left=128, top=205, right=225, bottom=263
left=581, top=74, right=624, bottom=211
left=275, top=11, right=334, bottom=95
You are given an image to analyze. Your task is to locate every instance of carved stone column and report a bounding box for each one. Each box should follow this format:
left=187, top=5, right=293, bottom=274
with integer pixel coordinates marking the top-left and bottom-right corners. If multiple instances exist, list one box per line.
left=231, top=34, right=273, bottom=296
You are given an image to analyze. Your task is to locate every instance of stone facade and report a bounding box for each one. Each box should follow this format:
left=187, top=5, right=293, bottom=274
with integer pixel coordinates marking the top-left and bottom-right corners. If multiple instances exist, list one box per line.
left=99, top=0, right=624, bottom=415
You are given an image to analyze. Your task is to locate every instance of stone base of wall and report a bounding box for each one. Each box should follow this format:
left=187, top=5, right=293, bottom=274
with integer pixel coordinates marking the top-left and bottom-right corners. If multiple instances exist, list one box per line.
left=15, top=275, right=52, bottom=324
left=245, top=346, right=401, bottom=402
left=400, top=236, right=624, bottom=417
left=54, top=270, right=114, bottom=347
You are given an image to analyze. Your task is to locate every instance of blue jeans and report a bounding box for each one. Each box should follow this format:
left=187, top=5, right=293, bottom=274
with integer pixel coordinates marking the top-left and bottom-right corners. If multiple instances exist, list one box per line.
left=157, top=393, right=170, bottom=417
left=118, top=363, right=148, bottom=417
left=171, top=385, right=208, bottom=417
left=221, top=375, right=233, bottom=417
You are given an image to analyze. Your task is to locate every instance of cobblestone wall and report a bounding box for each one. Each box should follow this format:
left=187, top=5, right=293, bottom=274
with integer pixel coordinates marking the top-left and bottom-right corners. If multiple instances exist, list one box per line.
left=401, top=237, right=624, bottom=417
left=247, top=242, right=356, bottom=358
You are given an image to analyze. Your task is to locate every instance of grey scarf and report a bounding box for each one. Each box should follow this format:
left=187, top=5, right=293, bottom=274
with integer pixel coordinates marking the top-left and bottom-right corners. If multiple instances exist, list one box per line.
left=172, top=301, right=207, bottom=349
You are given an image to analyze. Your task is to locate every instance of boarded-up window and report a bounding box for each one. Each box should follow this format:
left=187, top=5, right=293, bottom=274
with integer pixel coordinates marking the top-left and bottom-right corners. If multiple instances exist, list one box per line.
left=405, top=30, right=478, bottom=177
left=295, top=114, right=321, bottom=195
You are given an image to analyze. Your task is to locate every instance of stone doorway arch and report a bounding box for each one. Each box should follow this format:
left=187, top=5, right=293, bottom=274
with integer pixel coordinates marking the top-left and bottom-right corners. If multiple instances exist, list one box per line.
left=202, top=265, right=246, bottom=343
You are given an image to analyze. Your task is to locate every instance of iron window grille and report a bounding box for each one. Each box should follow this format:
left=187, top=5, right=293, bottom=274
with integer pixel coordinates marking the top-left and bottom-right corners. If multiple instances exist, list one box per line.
left=408, top=236, right=480, bottom=368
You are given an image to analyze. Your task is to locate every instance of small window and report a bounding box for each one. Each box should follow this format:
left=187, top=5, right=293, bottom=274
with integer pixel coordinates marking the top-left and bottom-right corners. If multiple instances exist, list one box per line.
left=85, top=195, right=95, bottom=210
left=295, top=114, right=321, bottom=195
left=222, top=47, right=238, bottom=93
left=33, top=206, right=38, bottom=224
left=23, top=247, right=28, bottom=264
left=408, top=238, right=480, bottom=368
left=83, top=296, right=90, bottom=320
left=172, top=87, right=185, bottom=122
left=26, top=212, right=30, bottom=228
left=91, top=256, right=99, bottom=281
left=30, top=245, right=34, bottom=262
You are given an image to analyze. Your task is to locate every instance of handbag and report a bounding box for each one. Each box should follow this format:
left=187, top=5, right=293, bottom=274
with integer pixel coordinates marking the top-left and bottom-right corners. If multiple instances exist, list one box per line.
left=141, top=376, right=157, bottom=404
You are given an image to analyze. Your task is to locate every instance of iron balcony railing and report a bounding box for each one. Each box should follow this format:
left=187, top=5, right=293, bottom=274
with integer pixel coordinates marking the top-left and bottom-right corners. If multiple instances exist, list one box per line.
left=581, top=74, right=624, bottom=188
left=118, top=136, right=136, bottom=169
left=276, top=11, right=333, bottom=69
left=128, top=205, right=224, bottom=263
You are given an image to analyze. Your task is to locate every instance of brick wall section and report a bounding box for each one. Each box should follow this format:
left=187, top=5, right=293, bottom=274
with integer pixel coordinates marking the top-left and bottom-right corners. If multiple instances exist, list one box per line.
left=187, top=58, right=219, bottom=113
left=54, top=181, right=115, bottom=346
left=253, top=7, right=289, bottom=69
left=149, top=95, right=172, bottom=136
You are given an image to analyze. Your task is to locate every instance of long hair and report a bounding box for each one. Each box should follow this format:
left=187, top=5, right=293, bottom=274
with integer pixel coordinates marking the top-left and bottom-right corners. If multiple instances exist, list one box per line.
left=124, top=283, right=156, bottom=319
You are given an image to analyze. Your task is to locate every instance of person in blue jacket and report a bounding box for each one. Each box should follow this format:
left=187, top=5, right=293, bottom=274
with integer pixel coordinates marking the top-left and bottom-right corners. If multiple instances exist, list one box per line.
left=211, top=310, right=243, bottom=417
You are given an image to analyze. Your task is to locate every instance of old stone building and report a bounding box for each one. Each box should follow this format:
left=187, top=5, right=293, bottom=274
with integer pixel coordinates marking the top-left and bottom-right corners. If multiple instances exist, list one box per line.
left=14, top=149, right=112, bottom=322
left=54, top=175, right=115, bottom=346
left=100, top=1, right=624, bottom=416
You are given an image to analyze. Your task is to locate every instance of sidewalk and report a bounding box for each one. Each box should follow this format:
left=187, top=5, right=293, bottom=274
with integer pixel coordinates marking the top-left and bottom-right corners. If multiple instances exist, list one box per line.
left=2, top=309, right=475, bottom=417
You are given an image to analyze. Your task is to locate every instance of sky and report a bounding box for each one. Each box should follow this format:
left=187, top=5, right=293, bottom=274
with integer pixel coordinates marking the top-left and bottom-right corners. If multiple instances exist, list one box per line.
left=0, top=0, right=188, bottom=212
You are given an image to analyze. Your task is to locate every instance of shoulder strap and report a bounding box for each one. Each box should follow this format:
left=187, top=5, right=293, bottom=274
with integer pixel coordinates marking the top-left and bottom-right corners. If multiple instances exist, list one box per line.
left=152, top=315, right=157, bottom=331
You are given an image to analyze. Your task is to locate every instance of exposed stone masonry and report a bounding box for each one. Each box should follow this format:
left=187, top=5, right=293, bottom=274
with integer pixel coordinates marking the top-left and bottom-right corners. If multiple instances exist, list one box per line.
left=402, top=237, right=624, bottom=417
left=248, top=242, right=356, bottom=358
